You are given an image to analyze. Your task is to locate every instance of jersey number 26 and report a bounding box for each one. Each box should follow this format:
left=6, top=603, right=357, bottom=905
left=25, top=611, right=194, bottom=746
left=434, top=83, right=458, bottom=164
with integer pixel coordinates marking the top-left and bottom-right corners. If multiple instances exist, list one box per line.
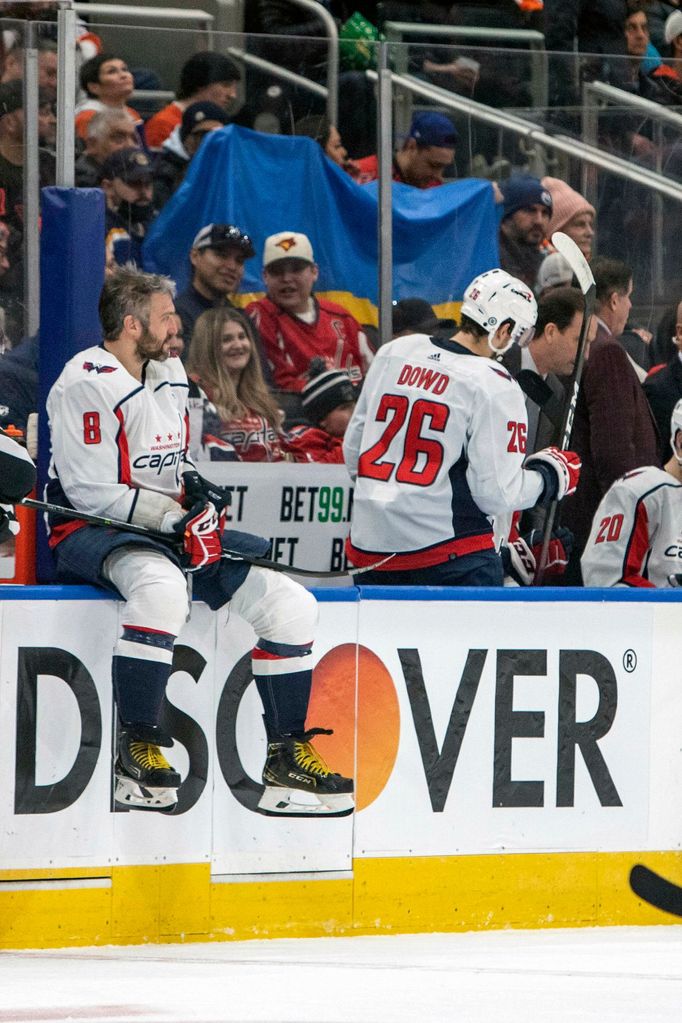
left=357, top=394, right=448, bottom=487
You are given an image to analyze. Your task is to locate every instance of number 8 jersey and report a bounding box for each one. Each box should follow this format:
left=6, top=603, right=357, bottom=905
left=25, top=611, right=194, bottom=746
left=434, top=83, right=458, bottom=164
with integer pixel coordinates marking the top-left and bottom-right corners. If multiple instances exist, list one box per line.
left=343, top=333, right=544, bottom=570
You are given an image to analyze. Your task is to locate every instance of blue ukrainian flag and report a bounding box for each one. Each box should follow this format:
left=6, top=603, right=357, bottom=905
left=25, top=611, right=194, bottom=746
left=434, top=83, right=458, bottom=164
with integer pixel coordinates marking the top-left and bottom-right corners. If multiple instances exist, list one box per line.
left=143, top=124, right=499, bottom=325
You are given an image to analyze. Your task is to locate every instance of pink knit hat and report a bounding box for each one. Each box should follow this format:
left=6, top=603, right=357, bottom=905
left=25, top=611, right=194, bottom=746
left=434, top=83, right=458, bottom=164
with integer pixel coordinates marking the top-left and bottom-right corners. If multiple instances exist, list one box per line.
left=541, top=177, right=596, bottom=236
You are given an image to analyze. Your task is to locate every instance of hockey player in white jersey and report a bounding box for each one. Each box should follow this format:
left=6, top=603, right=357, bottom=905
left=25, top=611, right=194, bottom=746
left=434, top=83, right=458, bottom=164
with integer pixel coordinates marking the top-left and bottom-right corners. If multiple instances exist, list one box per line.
left=343, top=269, right=582, bottom=585
left=46, top=265, right=353, bottom=816
left=581, top=400, right=682, bottom=587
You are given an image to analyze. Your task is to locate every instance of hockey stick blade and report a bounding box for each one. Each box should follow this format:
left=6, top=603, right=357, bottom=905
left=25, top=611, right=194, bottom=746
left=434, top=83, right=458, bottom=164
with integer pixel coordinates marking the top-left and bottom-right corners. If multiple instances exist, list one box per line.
left=629, top=864, right=682, bottom=916
left=551, top=231, right=595, bottom=296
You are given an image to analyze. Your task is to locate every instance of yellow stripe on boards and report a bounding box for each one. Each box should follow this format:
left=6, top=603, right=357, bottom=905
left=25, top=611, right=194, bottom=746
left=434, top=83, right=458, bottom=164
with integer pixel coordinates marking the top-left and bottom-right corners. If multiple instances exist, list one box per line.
left=0, top=851, right=679, bottom=950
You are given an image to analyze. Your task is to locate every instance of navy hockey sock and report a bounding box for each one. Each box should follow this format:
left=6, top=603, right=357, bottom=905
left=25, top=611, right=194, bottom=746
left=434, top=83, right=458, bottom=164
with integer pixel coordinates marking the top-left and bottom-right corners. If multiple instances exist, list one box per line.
left=112, top=625, right=175, bottom=727
left=252, top=638, right=313, bottom=738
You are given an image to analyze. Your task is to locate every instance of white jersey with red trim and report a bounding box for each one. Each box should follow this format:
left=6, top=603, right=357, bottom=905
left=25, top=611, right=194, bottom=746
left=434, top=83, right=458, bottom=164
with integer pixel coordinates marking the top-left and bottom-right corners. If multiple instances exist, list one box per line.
left=581, top=465, right=682, bottom=587
left=46, top=345, right=191, bottom=544
left=343, top=333, right=544, bottom=570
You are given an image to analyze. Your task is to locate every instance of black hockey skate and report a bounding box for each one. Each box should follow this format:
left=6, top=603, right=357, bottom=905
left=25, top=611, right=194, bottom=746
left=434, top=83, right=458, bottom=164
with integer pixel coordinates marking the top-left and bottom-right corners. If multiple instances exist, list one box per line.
left=258, top=727, right=354, bottom=818
left=115, top=726, right=180, bottom=812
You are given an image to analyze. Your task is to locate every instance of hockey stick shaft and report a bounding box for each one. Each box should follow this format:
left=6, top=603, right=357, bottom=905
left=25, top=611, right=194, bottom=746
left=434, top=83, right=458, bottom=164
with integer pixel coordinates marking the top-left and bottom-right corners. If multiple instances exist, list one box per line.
left=534, top=233, right=596, bottom=583
left=20, top=496, right=363, bottom=580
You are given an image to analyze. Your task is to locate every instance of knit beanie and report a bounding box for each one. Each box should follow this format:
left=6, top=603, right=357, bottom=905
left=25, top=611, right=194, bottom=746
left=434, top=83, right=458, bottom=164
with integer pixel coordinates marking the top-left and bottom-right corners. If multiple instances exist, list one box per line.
left=301, top=358, right=357, bottom=425
left=542, top=177, right=596, bottom=236
left=501, top=174, right=552, bottom=221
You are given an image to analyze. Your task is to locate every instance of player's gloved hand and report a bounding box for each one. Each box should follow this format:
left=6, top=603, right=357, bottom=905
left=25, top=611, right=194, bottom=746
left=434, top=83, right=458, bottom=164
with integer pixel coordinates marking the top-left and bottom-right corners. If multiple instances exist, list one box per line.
left=0, top=504, right=19, bottom=544
left=500, top=536, right=536, bottom=586
left=525, top=446, right=581, bottom=506
left=173, top=501, right=224, bottom=571
left=181, top=469, right=231, bottom=514
left=525, top=526, right=574, bottom=580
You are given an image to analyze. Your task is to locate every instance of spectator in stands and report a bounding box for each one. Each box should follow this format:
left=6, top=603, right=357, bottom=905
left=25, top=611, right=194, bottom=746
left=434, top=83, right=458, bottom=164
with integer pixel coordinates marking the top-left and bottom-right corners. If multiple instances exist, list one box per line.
left=167, top=316, right=185, bottom=360
left=643, top=296, right=682, bottom=460
left=292, top=114, right=364, bottom=179
left=0, top=332, right=38, bottom=433
left=542, top=177, right=596, bottom=260
left=1, top=38, right=58, bottom=98
left=100, top=147, right=155, bottom=270
left=186, top=307, right=294, bottom=463
left=623, top=3, right=682, bottom=105
left=153, top=101, right=229, bottom=212
left=174, top=223, right=255, bottom=353
left=498, top=175, right=553, bottom=290
left=0, top=80, right=55, bottom=230
left=74, top=108, right=139, bottom=188
left=391, top=297, right=455, bottom=339
left=144, top=52, right=240, bottom=151
left=354, top=111, right=458, bottom=188
left=650, top=2, right=682, bottom=54
left=544, top=0, right=630, bottom=114
left=535, top=252, right=574, bottom=297
left=75, top=53, right=141, bottom=141
left=246, top=231, right=374, bottom=400
left=287, top=358, right=358, bottom=463
left=560, top=257, right=660, bottom=579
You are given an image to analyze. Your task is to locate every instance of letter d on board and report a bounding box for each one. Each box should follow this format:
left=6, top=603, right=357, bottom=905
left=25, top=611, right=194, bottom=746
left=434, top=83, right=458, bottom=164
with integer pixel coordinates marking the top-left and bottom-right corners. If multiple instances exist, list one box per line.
left=14, top=647, right=102, bottom=813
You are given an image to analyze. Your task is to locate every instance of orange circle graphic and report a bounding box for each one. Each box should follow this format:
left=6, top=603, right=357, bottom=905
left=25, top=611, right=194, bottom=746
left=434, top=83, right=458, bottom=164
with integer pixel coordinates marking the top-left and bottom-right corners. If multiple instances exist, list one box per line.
left=307, top=644, right=400, bottom=811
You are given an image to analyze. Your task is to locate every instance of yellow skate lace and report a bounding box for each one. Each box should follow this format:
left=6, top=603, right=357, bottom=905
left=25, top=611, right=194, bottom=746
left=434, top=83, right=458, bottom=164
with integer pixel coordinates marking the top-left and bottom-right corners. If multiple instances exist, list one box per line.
left=129, top=741, right=171, bottom=771
left=293, top=740, right=331, bottom=778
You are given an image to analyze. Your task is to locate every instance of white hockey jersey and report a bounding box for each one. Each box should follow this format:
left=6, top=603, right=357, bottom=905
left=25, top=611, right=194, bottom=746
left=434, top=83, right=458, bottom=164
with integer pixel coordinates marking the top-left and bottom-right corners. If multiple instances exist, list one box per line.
left=46, top=345, right=191, bottom=545
left=581, top=465, right=682, bottom=587
left=343, top=334, right=544, bottom=569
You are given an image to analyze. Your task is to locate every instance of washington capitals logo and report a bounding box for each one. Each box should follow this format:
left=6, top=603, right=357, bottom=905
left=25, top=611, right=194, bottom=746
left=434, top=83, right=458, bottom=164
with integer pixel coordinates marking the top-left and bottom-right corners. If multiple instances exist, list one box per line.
left=276, top=236, right=297, bottom=253
left=83, top=361, right=117, bottom=374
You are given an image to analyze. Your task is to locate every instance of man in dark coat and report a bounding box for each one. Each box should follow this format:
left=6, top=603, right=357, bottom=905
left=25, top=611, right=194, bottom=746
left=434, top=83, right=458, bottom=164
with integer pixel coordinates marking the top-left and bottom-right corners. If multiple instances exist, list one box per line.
left=560, top=258, right=660, bottom=580
left=644, top=298, right=682, bottom=462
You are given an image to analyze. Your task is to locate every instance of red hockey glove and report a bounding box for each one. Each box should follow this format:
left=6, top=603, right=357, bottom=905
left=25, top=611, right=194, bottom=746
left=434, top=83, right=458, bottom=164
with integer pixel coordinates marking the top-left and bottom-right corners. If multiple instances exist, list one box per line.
left=525, top=446, right=581, bottom=505
left=502, top=535, right=536, bottom=586
left=525, top=526, right=574, bottom=580
left=173, top=501, right=224, bottom=571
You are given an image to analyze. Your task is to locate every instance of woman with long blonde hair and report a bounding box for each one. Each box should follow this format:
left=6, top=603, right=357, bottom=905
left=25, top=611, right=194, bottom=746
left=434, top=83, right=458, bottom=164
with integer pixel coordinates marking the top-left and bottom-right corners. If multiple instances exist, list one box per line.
left=187, top=307, right=297, bottom=461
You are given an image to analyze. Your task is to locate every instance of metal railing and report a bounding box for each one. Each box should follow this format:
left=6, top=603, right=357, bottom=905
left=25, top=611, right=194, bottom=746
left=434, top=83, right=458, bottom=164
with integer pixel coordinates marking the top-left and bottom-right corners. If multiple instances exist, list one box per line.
left=383, top=22, right=548, bottom=116
left=72, top=3, right=214, bottom=37
left=581, top=80, right=682, bottom=289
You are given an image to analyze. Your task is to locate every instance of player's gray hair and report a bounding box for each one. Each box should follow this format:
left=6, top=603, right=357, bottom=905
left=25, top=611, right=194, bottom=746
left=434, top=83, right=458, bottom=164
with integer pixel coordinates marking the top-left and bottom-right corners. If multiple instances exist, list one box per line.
left=99, top=264, right=176, bottom=340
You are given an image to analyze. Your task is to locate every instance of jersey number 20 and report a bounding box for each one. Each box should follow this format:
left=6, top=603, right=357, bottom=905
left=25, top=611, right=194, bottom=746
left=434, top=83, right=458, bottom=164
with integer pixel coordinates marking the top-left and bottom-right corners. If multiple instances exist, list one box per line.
left=357, top=394, right=448, bottom=486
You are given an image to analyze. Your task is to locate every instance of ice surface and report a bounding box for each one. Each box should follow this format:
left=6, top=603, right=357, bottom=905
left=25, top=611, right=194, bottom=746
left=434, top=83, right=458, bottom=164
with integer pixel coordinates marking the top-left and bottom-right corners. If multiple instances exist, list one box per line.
left=0, top=926, right=680, bottom=1022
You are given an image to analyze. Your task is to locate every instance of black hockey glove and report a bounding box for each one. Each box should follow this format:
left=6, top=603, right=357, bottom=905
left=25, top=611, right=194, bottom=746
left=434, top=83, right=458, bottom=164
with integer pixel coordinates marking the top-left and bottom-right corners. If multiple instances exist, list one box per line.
left=181, top=470, right=232, bottom=514
left=0, top=504, right=19, bottom=544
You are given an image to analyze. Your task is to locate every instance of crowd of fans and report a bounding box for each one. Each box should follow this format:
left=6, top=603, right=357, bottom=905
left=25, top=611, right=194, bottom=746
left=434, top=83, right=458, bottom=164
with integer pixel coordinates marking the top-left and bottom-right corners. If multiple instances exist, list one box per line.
left=1, top=0, right=682, bottom=587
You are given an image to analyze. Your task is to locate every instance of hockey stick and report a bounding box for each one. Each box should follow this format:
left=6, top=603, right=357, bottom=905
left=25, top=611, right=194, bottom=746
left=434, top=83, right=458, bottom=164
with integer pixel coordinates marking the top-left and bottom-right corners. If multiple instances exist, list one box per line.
left=534, top=232, right=596, bottom=583
left=629, top=864, right=682, bottom=917
left=20, top=496, right=386, bottom=580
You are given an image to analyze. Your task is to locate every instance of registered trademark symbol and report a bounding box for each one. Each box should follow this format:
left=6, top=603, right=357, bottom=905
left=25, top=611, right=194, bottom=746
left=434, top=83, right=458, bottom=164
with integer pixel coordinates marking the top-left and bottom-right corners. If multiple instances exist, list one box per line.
left=623, top=649, right=637, bottom=672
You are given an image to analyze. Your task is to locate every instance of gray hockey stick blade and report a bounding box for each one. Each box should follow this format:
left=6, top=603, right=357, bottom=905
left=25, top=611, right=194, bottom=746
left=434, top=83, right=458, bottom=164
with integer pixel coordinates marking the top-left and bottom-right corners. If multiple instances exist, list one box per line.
left=551, top=231, right=595, bottom=295
left=629, top=864, right=682, bottom=916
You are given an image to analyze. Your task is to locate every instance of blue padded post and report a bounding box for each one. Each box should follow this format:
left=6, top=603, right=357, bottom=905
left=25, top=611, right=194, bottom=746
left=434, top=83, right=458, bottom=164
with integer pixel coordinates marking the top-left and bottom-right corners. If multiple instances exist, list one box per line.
left=37, top=187, right=105, bottom=581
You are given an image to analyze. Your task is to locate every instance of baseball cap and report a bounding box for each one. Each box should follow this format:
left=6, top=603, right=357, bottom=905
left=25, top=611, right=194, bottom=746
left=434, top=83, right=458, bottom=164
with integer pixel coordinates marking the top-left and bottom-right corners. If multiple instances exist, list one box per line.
left=99, top=147, right=153, bottom=183
left=536, top=252, right=574, bottom=293
left=180, top=101, right=230, bottom=142
left=191, top=223, right=255, bottom=258
left=501, top=174, right=553, bottom=220
left=665, top=11, right=682, bottom=43
left=301, top=359, right=357, bottom=424
left=263, top=231, right=314, bottom=268
left=409, top=111, right=459, bottom=148
left=0, top=80, right=24, bottom=119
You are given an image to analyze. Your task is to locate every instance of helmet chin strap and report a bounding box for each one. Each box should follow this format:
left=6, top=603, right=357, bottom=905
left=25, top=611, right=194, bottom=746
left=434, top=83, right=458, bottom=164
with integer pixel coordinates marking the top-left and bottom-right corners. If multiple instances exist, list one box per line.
left=487, top=327, right=513, bottom=356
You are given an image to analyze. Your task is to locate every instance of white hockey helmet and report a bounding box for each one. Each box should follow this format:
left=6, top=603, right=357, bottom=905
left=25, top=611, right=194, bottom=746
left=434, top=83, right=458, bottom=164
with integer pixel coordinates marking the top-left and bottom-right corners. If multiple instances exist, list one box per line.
left=460, top=268, right=538, bottom=354
left=670, top=399, right=682, bottom=463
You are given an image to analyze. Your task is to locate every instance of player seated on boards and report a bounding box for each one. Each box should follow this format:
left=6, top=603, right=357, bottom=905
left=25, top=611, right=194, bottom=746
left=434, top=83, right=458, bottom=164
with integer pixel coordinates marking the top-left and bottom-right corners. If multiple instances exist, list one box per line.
left=343, top=268, right=582, bottom=586
left=44, top=264, right=353, bottom=817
